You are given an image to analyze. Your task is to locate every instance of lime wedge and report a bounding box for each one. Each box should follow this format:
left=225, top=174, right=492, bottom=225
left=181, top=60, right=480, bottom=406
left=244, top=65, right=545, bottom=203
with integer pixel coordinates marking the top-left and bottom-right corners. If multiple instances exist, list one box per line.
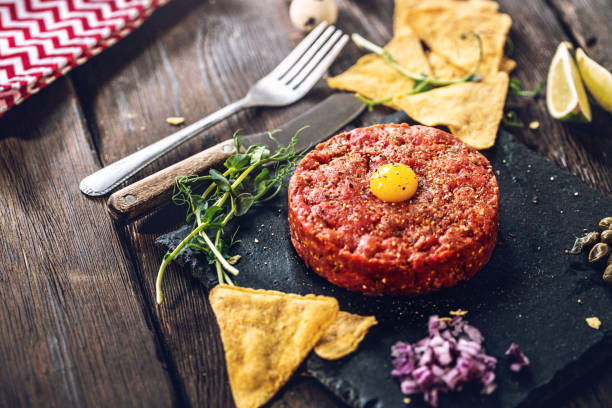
left=546, top=42, right=592, bottom=123
left=576, top=48, right=612, bottom=113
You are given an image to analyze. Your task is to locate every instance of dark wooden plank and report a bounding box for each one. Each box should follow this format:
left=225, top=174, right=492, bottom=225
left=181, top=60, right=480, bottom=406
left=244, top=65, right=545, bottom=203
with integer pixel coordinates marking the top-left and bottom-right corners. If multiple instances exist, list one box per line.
left=72, top=0, right=392, bottom=407
left=548, top=0, right=612, bottom=68
left=70, top=0, right=314, bottom=406
left=0, top=78, right=174, bottom=406
left=69, top=0, right=396, bottom=406
left=69, top=0, right=612, bottom=407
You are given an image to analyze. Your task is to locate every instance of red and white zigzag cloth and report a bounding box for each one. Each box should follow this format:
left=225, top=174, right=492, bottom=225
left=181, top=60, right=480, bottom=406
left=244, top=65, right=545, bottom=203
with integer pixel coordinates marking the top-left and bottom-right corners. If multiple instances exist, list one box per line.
left=0, top=0, right=168, bottom=116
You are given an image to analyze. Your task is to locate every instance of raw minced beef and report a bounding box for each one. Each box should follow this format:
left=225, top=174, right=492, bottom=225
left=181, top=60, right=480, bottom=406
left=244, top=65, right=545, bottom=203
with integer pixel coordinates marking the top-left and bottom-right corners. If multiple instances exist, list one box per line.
left=288, top=124, right=499, bottom=295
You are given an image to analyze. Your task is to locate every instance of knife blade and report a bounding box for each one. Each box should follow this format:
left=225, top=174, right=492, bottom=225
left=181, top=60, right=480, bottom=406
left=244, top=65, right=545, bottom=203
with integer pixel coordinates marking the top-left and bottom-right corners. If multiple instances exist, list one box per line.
left=107, top=93, right=366, bottom=222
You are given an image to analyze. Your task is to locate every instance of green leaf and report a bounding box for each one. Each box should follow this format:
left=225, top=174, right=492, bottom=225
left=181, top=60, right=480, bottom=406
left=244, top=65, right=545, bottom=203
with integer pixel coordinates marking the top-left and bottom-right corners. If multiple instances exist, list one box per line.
left=254, top=168, right=271, bottom=195
left=247, top=145, right=270, bottom=164
left=232, top=129, right=243, bottom=152
left=233, top=193, right=254, bottom=216
left=224, top=153, right=250, bottom=170
left=202, top=205, right=223, bottom=223
left=160, top=125, right=305, bottom=302
left=508, top=79, right=544, bottom=97
left=191, top=194, right=208, bottom=214
left=209, top=168, right=231, bottom=191
left=509, top=78, right=522, bottom=92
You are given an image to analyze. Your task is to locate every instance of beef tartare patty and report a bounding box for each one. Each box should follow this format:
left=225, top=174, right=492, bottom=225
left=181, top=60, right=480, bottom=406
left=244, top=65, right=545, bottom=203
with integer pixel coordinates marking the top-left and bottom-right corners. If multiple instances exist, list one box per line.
left=288, top=124, right=499, bottom=296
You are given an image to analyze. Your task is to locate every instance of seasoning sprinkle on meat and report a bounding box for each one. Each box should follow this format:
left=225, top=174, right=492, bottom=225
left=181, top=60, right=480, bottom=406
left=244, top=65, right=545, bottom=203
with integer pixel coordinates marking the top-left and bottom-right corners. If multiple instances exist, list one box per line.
left=288, top=124, right=499, bottom=296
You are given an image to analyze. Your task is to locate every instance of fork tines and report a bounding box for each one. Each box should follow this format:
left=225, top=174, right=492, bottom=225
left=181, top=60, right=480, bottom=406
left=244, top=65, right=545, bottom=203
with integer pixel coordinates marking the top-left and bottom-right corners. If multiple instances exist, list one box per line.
left=271, top=23, right=348, bottom=91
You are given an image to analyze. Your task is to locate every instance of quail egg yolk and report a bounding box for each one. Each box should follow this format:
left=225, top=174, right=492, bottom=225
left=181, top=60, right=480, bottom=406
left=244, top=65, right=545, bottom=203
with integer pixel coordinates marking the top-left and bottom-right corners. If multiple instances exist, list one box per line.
left=370, top=163, right=418, bottom=202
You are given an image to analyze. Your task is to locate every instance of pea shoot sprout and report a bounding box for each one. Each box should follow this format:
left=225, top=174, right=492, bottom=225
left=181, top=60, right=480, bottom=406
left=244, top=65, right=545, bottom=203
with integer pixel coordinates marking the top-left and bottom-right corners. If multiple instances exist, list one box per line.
left=156, top=129, right=305, bottom=304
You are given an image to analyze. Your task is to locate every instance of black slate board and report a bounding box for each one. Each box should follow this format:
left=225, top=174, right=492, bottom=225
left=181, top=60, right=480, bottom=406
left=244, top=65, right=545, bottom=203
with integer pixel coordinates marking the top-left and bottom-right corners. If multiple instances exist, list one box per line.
left=157, top=112, right=612, bottom=408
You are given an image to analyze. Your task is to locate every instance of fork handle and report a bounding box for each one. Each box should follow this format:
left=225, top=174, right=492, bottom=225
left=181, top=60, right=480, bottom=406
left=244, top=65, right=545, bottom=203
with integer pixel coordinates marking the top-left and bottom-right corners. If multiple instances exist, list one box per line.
left=106, top=138, right=236, bottom=222
left=79, top=97, right=248, bottom=197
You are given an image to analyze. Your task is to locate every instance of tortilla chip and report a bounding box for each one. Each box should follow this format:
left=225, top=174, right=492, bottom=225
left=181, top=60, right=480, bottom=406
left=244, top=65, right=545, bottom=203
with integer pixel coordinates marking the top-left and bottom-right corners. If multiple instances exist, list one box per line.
left=428, top=51, right=515, bottom=79
left=314, top=311, right=378, bottom=360
left=427, top=51, right=468, bottom=80
left=394, top=0, right=421, bottom=33
left=394, top=0, right=499, bottom=33
left=209, top=285, right=339, bottom=408
left=403, top=7, right=512, bottom=75
left=500, top=57, right=517, bottom=73
left=327, top=33, right=430, bottom=110
left=395, top=72, right=509, bottom=149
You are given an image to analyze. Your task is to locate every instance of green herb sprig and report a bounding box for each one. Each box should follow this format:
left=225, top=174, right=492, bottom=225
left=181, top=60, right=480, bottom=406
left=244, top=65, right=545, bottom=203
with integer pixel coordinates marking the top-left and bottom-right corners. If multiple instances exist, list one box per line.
left=508, top=79, right=544, bottom=97
left=503, top=80, right=545, bottom=128
left=355, top=78, right=433, bottom=111
left=501, top=110, right=524, bottom=127
left=156, top=129, right=305, bottom=304
left=350, top=32, right=483, bottom=110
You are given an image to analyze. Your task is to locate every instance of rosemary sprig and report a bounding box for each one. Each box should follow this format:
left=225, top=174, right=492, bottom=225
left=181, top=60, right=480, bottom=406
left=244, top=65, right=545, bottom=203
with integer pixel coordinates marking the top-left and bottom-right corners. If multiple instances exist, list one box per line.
left=156, top=129, right=305, bottom=304
left=350, top=33, right=483, bottom=110
left=351, top=33, right=483, bottom=87
left=355, top=79, right=435, bottom=111
left=508, top=79, right=544, bottom=97
left=355, top=94, right=394, bottom=111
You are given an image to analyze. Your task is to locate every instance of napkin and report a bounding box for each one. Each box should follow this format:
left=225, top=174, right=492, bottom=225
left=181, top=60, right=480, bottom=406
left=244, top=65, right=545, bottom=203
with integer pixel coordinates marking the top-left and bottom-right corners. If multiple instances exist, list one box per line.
left=0, top=0, right=169, bottom=116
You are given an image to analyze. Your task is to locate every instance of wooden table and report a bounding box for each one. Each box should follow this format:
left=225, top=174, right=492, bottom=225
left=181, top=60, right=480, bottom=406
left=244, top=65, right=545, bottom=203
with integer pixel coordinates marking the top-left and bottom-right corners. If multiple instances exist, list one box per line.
left=2, top=0, right=611, bottom=407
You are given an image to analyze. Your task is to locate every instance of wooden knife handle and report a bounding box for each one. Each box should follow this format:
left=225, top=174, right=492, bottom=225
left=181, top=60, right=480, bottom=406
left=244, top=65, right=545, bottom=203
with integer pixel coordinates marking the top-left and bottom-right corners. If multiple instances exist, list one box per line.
left=107, top=139, right=236, bottom=222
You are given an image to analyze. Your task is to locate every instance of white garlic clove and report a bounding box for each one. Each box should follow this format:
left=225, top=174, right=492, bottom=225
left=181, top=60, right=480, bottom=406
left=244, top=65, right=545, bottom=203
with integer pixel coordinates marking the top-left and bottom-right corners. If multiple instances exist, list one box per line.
left=289, top=0, right=338, bottom=32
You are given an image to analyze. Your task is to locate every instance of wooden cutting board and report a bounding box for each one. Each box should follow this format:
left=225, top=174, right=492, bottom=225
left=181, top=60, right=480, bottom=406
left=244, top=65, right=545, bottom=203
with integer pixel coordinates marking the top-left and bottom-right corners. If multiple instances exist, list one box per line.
left=157, top=112, right=612, bottom=408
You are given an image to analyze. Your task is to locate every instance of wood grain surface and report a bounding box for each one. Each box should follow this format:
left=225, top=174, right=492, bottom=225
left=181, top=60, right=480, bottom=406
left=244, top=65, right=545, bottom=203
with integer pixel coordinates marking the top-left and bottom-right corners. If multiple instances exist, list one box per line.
left=0, top=79, right=175, bottom=406
left=1, top=0, right=611, bottom=407
left=550, top=0, right=612, bottom=69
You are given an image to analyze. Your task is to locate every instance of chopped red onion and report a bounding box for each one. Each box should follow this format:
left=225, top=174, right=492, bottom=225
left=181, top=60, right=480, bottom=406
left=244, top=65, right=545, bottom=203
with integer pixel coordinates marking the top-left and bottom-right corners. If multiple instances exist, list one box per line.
left=391, top=315, right=497, bottom=407
left=505, top=343, right=530, bottom=372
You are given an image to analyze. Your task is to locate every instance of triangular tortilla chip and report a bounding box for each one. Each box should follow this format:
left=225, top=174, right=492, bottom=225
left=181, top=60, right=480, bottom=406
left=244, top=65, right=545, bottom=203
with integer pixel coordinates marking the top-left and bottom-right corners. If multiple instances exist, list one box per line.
left=403, top=7, right=512, bottom=75
left=395, top=72, right=509, bottom=149
left=427, top=51, right=468, bottom=80
left=394, top=0, right=499, bottom=33
left=314, top=311, right=378, bottom=360
left=500, top=57, right=517, bottom=73
left=428, top=52, right=515, bottom=79
left=209, top=285, right=339, bottom=408
left=327, top=33, right=431, bottom=110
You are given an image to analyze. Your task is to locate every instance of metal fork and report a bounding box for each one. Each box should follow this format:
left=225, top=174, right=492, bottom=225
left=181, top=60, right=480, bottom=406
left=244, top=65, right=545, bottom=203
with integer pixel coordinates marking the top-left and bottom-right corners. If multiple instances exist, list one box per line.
left=80, top=22, right=349, bottom=196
